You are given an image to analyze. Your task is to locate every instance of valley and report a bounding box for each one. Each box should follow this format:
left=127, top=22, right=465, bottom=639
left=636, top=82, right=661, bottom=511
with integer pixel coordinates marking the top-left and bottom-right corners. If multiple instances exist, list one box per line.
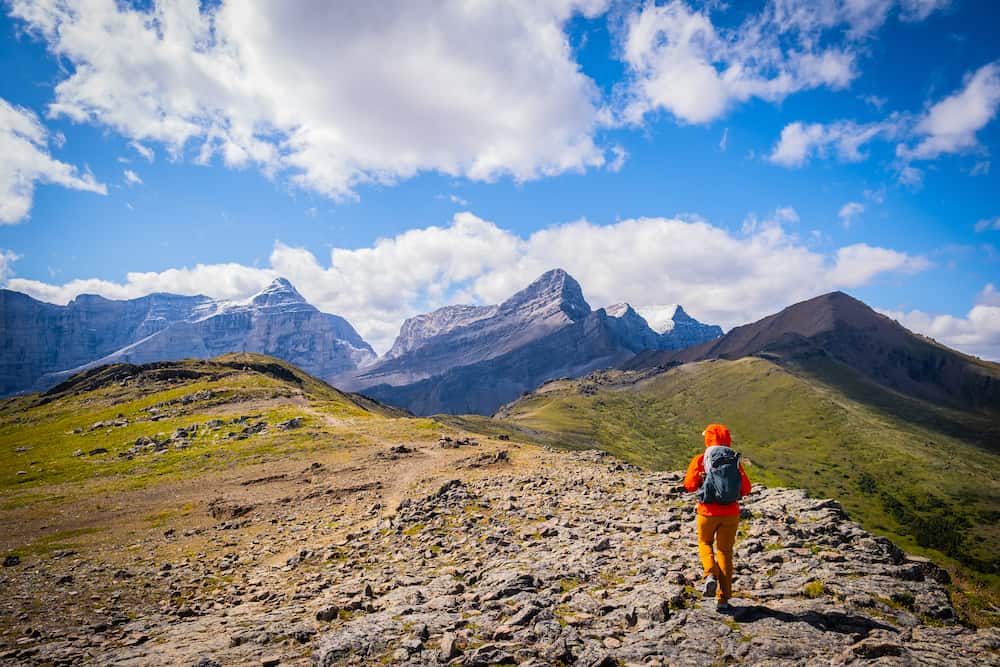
left=1, top=354, right=997, bottom=665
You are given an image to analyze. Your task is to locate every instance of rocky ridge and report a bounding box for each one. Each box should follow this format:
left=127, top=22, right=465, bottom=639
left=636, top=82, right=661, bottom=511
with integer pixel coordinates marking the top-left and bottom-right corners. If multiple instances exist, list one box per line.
left=4, top=446, right=995, bottom=666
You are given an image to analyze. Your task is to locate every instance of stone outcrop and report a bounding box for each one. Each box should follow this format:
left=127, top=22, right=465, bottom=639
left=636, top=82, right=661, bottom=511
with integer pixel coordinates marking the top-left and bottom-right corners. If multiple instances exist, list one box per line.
left=2, top=447, right=996, bottom=666
left=0, top=278, right=375, bottom=396
left=306, top=455, right=997, bottom=665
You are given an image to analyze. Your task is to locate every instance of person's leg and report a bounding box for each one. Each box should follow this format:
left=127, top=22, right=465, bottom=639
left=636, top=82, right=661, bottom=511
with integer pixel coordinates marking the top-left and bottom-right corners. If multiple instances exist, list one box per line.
left=715, top=514, right=740, bottom=601
left=697, top=514, right=720, bottom=580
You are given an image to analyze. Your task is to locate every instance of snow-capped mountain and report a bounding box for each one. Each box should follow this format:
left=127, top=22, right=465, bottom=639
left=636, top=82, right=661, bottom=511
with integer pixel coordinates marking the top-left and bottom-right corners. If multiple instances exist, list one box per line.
left=349, top=269, right=722, bottom=415
left=0, top=278, right=375, bottom=396
left=343, top=268, right=594, bottom=390
left=605, top=302, right=724, bottom=350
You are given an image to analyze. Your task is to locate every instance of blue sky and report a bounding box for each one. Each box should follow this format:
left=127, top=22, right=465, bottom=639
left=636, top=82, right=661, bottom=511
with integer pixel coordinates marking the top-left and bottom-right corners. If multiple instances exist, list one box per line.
left=1, top=1, right=999, bottom=358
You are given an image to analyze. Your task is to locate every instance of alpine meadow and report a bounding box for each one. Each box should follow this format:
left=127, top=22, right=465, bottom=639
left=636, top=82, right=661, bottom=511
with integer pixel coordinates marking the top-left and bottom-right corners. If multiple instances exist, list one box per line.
left=2, top=1, right=1000, bottom=665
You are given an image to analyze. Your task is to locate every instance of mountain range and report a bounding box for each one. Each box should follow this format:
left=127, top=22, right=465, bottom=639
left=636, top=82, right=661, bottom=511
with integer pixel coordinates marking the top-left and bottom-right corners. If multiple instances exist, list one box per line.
left=0, top=278, right=375, bottom=396
left=626, top=290, right=1000, bottom=424
left=465, top=289, right=1000, bottom=582
left=341, top=269, right=723, bottom=414
left=0, top=269, right=723, bottom=412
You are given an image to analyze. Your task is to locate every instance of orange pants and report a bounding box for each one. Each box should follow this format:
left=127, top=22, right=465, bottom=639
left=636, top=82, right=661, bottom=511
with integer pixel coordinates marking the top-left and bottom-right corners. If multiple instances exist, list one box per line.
left=697, top=513, right=739, bottom=601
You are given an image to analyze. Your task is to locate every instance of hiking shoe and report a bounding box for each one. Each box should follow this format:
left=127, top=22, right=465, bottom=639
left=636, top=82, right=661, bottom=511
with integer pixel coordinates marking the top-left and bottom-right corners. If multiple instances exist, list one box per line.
left=717, top=600, right=732, bottom=612
left=702, top=576, right=717, bottom=598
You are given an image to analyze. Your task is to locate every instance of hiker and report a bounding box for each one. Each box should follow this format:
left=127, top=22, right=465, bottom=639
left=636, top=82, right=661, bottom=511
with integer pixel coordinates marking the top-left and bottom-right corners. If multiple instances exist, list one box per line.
left=683, top=423, right=751, bottom=611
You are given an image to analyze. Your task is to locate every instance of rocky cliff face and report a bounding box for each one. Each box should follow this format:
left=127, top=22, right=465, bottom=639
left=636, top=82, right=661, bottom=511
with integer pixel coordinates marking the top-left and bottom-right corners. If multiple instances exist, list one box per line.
left=0, top=279, right=375, bottom=395
left=604, top=303, right=722, bottom=352
left=364, top=309, right=638, bottom=415
left=349, top=270, right=722, bottom=415
left=344, top=269, right=595, bottom=390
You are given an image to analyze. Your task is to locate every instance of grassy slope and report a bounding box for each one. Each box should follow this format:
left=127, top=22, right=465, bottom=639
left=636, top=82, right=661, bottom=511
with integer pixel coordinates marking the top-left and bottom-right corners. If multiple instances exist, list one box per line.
left=0, top=353, right=425, bottom=508
left=491, top=356, right=1000, bottom=620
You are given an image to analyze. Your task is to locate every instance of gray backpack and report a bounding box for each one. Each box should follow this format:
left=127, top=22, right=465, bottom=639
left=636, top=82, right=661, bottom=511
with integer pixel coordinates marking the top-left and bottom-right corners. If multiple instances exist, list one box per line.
left=697, top=445, right=742, bottom=504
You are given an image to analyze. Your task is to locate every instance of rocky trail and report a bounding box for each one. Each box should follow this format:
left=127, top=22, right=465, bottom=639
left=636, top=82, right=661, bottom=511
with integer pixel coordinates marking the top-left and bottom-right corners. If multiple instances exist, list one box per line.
left=2, top=444, right=998, bottom=666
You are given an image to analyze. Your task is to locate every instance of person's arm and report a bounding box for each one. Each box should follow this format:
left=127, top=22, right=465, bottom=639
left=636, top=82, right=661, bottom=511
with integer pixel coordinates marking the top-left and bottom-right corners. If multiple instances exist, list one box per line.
left=683, top=454, right=704, bottom=493
left=739, top=463, right=752, bottom=497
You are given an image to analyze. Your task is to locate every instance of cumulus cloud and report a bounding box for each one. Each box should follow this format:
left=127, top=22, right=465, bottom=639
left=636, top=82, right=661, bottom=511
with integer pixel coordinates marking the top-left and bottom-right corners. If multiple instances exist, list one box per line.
left=838, top=202, right=864, bottom=227
left=883, top=284, right=1000, bottom=361
left=770, top=60, right=999, bottom=176
left=769, top=118, right=902, bottom=167
left=123, top=169, right=142, bottom=186
left=9, top=0, right=612, bottom=200
left=0, top=97, right=106, bottom=223
left=826, top=244, right=930, bottom=286
left=0, top=249, right=20, bottom=282
left=617, top=1, right=949, bottom=127
left=619, top=1, right=855, bottom=125
left=898, top=61, right=1000, bottom=160
left=8, top=211, right=932, bottom=354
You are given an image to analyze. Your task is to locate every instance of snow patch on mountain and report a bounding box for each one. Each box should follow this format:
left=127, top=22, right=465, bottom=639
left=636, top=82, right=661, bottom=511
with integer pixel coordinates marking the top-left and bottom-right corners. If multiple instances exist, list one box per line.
left=631, top=304, right=679, bottom=333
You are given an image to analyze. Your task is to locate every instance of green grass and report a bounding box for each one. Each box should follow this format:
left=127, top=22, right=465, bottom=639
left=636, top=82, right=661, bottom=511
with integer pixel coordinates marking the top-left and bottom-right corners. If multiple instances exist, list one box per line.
left=5, top=526, right=101, bottom=558
left=489, top=356, right=1000, bottom=623
left=0, top=354, right=401, bottom=507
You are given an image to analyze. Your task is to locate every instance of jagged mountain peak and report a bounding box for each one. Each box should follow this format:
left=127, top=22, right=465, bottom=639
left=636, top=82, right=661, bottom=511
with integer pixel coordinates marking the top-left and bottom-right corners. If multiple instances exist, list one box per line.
left=250, top=277, right=307, bottom=307
left=500, top=268, right=590, bottom=321
left=604, top=302, right=638, bottom=319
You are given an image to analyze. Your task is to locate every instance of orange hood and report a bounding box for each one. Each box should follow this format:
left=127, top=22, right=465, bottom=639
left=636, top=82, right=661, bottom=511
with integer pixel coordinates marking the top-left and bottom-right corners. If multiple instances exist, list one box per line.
left=703, top=423, right=732, bottom=447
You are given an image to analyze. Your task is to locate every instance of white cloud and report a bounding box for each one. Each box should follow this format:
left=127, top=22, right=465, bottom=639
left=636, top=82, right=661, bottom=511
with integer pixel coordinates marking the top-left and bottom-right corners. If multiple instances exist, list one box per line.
left=9, top=210, right=932, bottom=354
left=617, top=1, right=949, bottom=127
left=883, top=284, right=1000, bottom=361
left=863, top=187, right=886, bottom=204
left=0, top=97, right=107, bottom=224
left=838, top=201, right=864, bottom=227
left=897, top=164, right=924, bottom=188
left=769, top=118, right=902, bottom=167
left=9, top=0, right=612, bottom=201
left=898, top=61, right=1000, bottom=160
left=129, top=141, right=154, bottom=162
left=774, top=207, right=800, bottom=225
left=719, top=128, right=728, bottom=151
left=619, top=1, right=857, bottom=125
left=975, top=217, right=1000, bottom=232
left=123, top=169, right=142, bottom=186
left=978, top=283, right=1000, bottom=306
left=0, top=249, right=20, bottom=282
left=826, top=243, right=930, bottom=286
left=607, top=144, right=628, bottom=172
left=862, top=94, right=887, bottom=110
left=770, top=60, right=998, bottom=176
left=898, top=0, right=953, bottom=22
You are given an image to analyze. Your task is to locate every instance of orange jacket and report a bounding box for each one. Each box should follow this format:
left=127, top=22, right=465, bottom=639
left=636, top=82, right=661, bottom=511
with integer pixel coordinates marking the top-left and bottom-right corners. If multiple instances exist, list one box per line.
left=683, top=424, right=751, bottom=516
